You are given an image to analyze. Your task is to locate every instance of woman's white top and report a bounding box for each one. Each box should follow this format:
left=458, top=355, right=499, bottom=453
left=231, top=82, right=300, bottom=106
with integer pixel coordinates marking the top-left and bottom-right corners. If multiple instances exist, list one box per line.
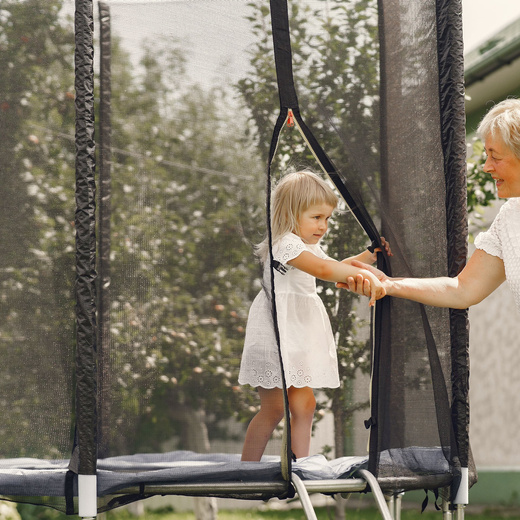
left=474, top=197, right=520, bottom=312
left=238, top=232, right=340, bottom=389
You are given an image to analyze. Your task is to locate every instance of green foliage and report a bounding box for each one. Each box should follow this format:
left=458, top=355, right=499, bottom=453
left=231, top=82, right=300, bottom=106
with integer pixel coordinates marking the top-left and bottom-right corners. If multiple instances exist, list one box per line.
left=96, top=32, right=265, bottom=453
left=16, top=502, right=520, bottom=520
left=1, top=0, right=266, bottom=457
left=466, top=137, right=497, bottom=238
left=0, top=0, right=76, bottom=458
left=0, top=0, right=497, bottom=463
left=16, top=504, right=63, bottom=520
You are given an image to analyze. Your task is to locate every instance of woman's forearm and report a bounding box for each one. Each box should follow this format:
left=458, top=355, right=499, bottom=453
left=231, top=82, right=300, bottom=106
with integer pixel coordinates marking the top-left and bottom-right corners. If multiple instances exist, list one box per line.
left=386, top=276, right=468, bottom=308
left=343, top=249, right=505, bottom=308
left=386, top=249, right=506, bottom=309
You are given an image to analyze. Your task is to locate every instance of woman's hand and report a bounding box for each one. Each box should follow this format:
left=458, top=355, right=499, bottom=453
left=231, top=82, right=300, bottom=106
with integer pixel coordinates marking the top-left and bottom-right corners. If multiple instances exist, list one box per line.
left=340, top=251, right=506, bottom=309
left=362, top=269, right=387, bottom=306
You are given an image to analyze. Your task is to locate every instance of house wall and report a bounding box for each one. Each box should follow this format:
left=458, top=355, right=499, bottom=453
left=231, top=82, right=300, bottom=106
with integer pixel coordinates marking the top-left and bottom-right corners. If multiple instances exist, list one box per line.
left=468, top=207, right=520, bottom=469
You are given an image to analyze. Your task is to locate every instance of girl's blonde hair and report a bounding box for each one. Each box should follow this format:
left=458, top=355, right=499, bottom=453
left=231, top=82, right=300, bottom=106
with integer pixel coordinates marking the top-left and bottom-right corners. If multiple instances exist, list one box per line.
left=257, top=171, right=338, bottom=262
left=477, top=98, right=520, bottom=158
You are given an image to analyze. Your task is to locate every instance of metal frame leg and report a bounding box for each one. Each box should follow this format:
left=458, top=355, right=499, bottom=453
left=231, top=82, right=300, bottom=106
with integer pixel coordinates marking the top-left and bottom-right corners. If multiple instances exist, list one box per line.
left=385, top=494, right=395, bottom=519
left=394, top=492, right=403, bottom=520
left=384, top=492, right=403, bottom=520
left=291, top=470, right=394, bottom=520
left=357, top=469, right=394, bottom=520
left=455, top=504, right=465, bottom=520
left=291, top=473, right=318, bottom=520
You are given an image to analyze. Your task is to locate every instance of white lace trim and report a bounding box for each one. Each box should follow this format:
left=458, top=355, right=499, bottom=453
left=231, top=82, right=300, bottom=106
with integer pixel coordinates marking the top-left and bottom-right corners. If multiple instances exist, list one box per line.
left=474, top=232, right=503, bottom=259
left=274, top=233, right=306, bottom=266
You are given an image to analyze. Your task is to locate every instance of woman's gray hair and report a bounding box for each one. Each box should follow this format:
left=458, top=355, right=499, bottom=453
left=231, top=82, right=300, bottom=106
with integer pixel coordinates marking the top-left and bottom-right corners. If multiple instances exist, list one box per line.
left=477, top=98, right=520, bottom=158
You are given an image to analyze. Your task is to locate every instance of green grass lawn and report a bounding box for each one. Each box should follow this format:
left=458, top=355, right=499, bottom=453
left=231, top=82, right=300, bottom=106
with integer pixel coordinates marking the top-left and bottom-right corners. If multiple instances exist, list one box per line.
left=99, top=504, right=520, bottom=520
left=15, top=500, right=520, bottom=520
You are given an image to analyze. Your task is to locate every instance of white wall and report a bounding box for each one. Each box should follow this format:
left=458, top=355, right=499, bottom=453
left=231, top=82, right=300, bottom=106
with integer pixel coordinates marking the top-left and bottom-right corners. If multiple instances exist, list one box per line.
left=468, top=201, right=520, bottom=468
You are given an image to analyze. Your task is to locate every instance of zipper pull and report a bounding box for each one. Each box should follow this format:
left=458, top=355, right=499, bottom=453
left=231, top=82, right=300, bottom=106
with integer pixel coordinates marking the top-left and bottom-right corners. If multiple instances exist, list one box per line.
left=287, top=108, right=295, bottom=128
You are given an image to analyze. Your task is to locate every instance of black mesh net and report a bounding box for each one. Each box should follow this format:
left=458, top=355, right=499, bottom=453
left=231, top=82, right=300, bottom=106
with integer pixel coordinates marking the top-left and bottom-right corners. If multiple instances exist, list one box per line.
left=96, top=0, right=268, bottom=461
left=0, top=0, right=77, bottom=511
left=0, top=0, right=470, bottom=514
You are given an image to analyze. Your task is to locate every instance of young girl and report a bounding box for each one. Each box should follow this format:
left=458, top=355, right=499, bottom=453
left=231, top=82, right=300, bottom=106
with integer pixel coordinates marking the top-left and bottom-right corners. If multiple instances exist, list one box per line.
left=238, top=170, right=388, bottom=461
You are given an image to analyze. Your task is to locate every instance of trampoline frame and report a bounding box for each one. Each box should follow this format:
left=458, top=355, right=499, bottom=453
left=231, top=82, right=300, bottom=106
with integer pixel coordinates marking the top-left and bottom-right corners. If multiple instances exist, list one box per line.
left=0, top=1, right=470, bottom=519
left=73, top=0, right=470, bottom=517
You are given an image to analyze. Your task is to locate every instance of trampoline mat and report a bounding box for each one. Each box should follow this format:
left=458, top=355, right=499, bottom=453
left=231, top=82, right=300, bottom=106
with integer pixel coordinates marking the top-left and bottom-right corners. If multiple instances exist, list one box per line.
left=0, top=451, right=368, bottom=498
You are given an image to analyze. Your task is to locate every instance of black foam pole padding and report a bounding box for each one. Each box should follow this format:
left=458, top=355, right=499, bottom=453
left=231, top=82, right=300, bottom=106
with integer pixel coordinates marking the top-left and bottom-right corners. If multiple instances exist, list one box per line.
left=436, top=0, right=471, bottom=474
left=97, top=1, right=113, bottom=459
left=73, top=0, right=98, bottom=476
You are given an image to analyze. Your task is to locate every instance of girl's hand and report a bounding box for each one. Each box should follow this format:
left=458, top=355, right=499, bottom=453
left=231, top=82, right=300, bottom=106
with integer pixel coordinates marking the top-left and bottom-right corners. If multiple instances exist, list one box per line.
left=368, top=236, right=393, bottom=263
left=378, top=236, right=392, bottom=257
left=336, top=260, right=390, bottom=304
left=339, top=273, right=371, bottom=297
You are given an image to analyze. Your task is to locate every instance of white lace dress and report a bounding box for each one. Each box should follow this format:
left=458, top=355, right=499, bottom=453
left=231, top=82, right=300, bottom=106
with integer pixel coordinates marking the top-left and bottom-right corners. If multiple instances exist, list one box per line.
left=474, top=197, right=520, bottom=312
left=238, top=232, right=340, bottom=389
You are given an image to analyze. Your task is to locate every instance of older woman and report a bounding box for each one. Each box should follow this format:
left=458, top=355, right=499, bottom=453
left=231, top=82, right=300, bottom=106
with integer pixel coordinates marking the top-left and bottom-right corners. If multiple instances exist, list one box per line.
left=343, top=98, right=520, bottom=312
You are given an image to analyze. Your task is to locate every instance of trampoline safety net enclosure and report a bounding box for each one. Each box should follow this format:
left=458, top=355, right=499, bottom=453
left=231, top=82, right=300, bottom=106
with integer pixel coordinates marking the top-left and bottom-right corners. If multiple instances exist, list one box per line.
left=0, top=0, right=473, bottom=515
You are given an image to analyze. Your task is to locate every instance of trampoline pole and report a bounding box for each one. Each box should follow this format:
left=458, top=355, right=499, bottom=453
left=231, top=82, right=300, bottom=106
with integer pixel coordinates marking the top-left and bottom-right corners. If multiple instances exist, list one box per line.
left=455, top=504, right=465, bottom=520
left=357, top=470, right=393, bottom=520
left=384, top=492, right=403, bottom=520
left=453, top=467, right=469, bottom=507
left=78, top=474, right=97, bottom=519
left=442, top=497, right=452, bottom=520
left=74, top=0, right=98, bottom=515
left=395, top=492, right=404, bottom=520
left=384, top=494, right=394, bottom=519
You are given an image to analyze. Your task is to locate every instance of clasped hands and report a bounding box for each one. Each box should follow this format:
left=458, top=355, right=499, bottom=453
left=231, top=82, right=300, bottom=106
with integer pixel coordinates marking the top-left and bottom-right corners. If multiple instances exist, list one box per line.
left=338, top=260, right=389, bottom=301
left=341, top=237, right=392, bottom=305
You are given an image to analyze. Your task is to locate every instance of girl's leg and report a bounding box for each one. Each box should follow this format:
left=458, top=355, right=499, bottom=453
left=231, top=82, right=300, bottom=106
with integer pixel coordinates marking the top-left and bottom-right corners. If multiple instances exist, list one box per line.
left=287, top=386, right=316, bottom=459
left=241, top=387, right=285, bottom=461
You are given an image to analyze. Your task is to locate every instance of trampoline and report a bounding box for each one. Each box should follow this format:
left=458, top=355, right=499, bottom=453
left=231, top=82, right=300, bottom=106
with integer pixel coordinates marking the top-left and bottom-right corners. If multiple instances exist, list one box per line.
left=0, top=0, right=472, bottom=518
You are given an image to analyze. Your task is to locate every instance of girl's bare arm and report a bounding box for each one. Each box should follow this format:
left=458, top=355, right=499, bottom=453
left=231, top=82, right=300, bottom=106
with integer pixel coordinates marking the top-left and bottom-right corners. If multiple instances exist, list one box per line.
left=288, top=251, right=385, bottom=306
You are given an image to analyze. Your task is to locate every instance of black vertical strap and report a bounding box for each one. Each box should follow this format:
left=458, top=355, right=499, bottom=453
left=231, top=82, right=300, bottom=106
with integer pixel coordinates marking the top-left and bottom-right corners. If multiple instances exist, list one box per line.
left=265, top=108, right=293, bottom=483
left=367, top=0, right=388, bottom=477
left=367, top=272, right=388, bottom=476
left=73, top=0, right=98, bottom=477
left=65, top=470, right=77, bottom=515
left=270, top=0, right=298, bottom=110
left=97, top=0, right=112, bottom=459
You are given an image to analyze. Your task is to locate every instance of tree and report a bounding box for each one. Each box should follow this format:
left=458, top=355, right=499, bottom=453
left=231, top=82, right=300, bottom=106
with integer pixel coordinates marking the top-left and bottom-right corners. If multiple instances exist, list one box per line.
left=466, top=136, right=497, bottom=238
left=0, top=0, right=77, bottom=458
left=97, top=35, right=266, bottom=456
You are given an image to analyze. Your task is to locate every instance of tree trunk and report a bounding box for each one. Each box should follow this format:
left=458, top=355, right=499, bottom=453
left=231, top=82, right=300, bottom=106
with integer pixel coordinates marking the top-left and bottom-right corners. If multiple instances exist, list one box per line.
left=332, top=392, right=347, bottom=520
left=172, top=406, right=218, bottom=520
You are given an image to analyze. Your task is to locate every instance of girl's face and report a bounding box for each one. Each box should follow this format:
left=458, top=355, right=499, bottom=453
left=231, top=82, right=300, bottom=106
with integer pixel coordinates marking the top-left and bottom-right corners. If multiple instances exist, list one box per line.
left=296, top=203, right=334, bottom=244
left=483, top=134, right=520, bottom=198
